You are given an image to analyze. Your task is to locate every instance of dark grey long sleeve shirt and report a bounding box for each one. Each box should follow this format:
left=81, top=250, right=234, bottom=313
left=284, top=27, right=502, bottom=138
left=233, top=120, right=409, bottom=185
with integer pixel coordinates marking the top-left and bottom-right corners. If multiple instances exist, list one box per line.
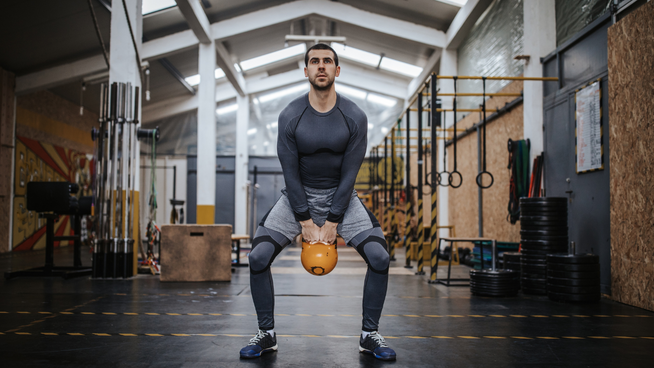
left=277, top=92, right=368, bottom=223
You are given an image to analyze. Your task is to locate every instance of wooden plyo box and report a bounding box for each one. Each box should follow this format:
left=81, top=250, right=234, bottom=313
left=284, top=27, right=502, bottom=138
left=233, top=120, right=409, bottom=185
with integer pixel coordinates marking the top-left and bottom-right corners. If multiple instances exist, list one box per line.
left=160, top=224, right=232, bottom=282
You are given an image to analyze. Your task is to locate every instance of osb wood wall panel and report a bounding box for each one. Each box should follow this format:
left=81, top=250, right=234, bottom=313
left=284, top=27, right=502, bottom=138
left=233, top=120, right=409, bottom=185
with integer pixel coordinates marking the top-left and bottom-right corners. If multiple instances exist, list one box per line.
left=0, top=67, right=15, bottom=253
left=16, top=91, right=98, bottom=153
left=446, top=81, right=524, bottom=245
left=608, top=1, right=654, bottom=311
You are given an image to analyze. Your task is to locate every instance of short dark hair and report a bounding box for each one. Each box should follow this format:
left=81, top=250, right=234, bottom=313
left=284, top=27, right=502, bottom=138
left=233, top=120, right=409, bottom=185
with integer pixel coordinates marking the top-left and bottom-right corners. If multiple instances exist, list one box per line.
left=304, top=43, right=339, bottom=67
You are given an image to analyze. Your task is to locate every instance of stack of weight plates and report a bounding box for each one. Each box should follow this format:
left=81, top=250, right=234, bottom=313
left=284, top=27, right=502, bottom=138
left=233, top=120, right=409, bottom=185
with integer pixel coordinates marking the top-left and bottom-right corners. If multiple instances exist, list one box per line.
left=503, top=252, right=522, bottom=272
left=547, top=254, right=600, bottom=302
left=520, top=197, right=568, bottom=295
left=470, top=269, right=520, bottom=297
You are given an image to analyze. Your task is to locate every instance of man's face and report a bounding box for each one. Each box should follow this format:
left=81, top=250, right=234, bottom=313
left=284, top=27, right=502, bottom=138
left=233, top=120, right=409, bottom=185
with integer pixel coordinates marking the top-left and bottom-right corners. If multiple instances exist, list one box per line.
left=304, top=49, right=340, bottom=91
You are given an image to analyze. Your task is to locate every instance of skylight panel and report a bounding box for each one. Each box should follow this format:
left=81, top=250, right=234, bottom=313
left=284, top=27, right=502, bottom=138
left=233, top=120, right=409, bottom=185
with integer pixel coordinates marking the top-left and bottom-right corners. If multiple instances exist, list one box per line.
left=216, top=104, right=238, bottom=115
left=215, top=69, right=225, bottom=79
left=379, top=58, right=423, bottom=77
left=142, top=0, right=176, bottom=15
left=240, top=44, right=307, bottom=71
left=367, top=93, right=397, bottom=107
left=331, top=43, right=380, bottom=67
left=184, top=74, right=201, bottom=86
left=247, top=128, right=258, bottom=136
left=336, top=84, right=367, bottom=99
left=258, top=84, right=309, bottom=103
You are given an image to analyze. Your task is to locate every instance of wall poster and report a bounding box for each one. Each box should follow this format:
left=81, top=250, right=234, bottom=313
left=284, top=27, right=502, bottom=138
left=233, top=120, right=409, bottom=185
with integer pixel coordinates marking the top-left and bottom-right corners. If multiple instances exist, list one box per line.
left=575, top=79, right=604, bottom=173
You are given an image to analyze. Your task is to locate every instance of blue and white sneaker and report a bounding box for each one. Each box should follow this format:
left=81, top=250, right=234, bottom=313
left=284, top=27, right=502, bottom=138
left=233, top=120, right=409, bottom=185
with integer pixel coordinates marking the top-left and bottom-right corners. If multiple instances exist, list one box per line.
left=359, top=331, right=396, bottom=361
left=239, top=330, right=278, bottom=358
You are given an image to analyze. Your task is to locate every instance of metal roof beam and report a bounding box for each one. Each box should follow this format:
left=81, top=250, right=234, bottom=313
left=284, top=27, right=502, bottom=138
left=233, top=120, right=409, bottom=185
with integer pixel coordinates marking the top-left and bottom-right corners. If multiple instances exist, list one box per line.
left=143, top=62, right=408, bottom=122
left=175, top=0, right=212, bottom=44
left=446, top=0, right=493, bottom=49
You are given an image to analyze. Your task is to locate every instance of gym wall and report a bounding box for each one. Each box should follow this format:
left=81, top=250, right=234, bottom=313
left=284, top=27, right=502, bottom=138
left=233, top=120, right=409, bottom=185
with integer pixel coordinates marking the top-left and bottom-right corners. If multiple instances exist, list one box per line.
left=457, top=0, right=524, bottom=111
left=607, top=0, right=654, bottom=312
left=9, top=91, right=98, bottom=252
left=446, top=81, right=524, bottom=244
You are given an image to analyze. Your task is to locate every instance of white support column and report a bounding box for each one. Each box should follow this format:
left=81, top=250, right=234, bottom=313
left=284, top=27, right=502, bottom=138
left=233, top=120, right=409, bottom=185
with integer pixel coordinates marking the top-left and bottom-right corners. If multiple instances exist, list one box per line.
left=438, top=49, right=457, bottom=241
left=234, top=94, right=249, bottom=234
left=196, top=40, right=217, bottom=224
left=523, top=0, right=556, bottom=166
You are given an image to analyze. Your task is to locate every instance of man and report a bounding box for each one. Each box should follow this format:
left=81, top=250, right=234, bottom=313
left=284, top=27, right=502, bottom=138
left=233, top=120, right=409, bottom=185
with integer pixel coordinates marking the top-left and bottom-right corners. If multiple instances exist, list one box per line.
left=240, top=43, right=396, bottom=361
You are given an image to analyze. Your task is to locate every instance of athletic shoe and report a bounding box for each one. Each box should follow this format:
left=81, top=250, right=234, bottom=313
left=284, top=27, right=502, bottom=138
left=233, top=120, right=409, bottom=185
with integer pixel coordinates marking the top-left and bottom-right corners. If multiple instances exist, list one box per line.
left=239, top=330, right=278, bottom=358
left=359, top=331, right=396, bottom=361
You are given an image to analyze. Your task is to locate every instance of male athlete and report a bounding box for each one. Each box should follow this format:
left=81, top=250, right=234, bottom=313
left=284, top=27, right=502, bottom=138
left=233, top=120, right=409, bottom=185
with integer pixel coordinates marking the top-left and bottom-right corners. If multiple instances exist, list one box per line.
left=240, top=44, right=395, bottom=361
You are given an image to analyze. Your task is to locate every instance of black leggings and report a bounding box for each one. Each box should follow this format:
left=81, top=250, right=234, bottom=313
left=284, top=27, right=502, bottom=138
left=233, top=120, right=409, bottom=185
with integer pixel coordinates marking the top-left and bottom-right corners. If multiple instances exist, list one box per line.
left=248, top=226, right=390, bottom=332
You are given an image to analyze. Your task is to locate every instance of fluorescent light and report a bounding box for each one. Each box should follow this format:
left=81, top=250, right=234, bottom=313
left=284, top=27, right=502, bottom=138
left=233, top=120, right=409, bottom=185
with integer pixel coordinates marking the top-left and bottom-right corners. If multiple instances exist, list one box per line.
left=184, top=74, right=201, bottom=86
left=368, top=123, right=374, bottom=129
left=367, top=93, right=397, bottom=107
left=266, top=122, right=278, bottom=130
left=379, top=58, right=423, bottom=77
left=241, top=44, right=307, bottom=71
left=258, top=84, right=308, bottom=103
left=336, top=84, right=367, bottom=99
left=216, top=104, right=238, bottom=115
left=331, top=43, right=380, bottom=67
left=142, top=0, right=176, bottom=15
left=215, top=69, right=225, bottom=79
left=381, top=127, right=389, bottom=134
left=247, top=128, right=257, bottom=136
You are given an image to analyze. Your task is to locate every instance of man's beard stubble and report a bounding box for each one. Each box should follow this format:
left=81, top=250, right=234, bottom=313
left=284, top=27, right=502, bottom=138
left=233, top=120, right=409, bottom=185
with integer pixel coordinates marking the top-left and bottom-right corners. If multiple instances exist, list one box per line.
left=309, top=75, right=335, bottom=91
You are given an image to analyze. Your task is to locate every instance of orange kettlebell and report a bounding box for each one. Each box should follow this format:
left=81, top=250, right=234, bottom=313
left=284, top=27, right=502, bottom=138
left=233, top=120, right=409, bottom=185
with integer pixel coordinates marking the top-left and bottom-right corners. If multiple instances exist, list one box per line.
left=301, top=241, right=338, bottom=276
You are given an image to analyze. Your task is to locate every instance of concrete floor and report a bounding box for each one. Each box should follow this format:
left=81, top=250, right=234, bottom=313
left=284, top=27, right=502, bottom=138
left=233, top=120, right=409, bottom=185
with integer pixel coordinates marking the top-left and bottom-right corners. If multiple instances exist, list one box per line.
left=1, top=244, right=653, bottom=367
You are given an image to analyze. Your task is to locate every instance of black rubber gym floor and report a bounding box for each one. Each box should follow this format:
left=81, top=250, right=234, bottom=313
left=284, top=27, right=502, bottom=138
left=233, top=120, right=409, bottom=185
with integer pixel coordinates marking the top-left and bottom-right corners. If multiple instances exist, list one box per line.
left=1, top=245, right=653, bottom=367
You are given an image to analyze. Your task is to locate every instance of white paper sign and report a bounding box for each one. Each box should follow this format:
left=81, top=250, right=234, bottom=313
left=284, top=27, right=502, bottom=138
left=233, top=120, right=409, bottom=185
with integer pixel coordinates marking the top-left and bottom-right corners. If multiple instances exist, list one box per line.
left=576, top=81, right=603, bottom=173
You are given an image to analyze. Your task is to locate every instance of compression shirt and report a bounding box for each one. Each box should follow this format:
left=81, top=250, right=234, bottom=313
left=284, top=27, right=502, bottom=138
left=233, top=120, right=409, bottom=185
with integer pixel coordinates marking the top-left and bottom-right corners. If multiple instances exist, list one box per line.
left=277, top=92, right=368, bottom=223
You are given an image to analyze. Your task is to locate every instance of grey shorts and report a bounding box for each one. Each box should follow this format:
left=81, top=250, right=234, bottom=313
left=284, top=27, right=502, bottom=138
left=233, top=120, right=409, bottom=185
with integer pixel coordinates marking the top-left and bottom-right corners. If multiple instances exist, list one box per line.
left=261, top=186, right=374, bottom=244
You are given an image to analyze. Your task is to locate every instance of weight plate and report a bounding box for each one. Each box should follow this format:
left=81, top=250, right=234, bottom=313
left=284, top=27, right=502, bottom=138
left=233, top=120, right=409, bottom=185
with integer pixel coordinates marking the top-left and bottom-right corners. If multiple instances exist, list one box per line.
left=522, top=272, right=548, bottom=280
left=502, top=252, right=522, bottom=258
left=470, top=269, right=520, bottom=277
left=546, top=254, right=599, bottom=264
left=519, top=207, right=568, bottom=213
left=520, top=197, right=567, bottom=203
left=547, top=263, right=600, bottom=272
left=520, top=220, right=568, bottom=227
left=520, top=215, right=569, bottom=222
left=521, top=243, right=568, bottom=251
left=521, top=235, right=570, bottom=242
left=547, top=270, right=600, bottom=279
left=469, top=276, right=520, bottom=283
left=522, top=288, right=547, bottom=295
left=547, top=276, right=600, bottom=287
left=521, top=229, right=569, bottom=237
left=519, top=210, right=567, bottom=216
left=521, top=264, right=547, bottom=270
left=521, top=249, right=568, bottom=256
left=472, top=291, right=519, bottom=297
left=547, top=284, right=600, bottom=294
left=470, top=284, right=520, bottom=292
left=521, top=275, right=547, bottom=282
left=470, top=282, right=520, bottom=290
left=520, top=225, right=569, bottom=232
left=547, top=291, right=600, bottom=302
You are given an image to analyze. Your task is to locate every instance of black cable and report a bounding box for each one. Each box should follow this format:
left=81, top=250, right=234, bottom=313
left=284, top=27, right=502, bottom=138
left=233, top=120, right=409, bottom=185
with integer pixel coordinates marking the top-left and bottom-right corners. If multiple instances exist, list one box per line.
left=88, top=0, right=110, bottom=69
left=121, top=0, right=145, bottom=85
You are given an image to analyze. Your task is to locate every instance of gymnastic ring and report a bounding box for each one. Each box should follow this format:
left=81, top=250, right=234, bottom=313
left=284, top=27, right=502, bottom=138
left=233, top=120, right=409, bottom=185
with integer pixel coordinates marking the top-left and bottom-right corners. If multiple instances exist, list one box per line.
left=448, top=171, right=463, bottom=188
left=437, top=172, right=450, bottom=187
left=476, top=171, right=494, bottom=189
